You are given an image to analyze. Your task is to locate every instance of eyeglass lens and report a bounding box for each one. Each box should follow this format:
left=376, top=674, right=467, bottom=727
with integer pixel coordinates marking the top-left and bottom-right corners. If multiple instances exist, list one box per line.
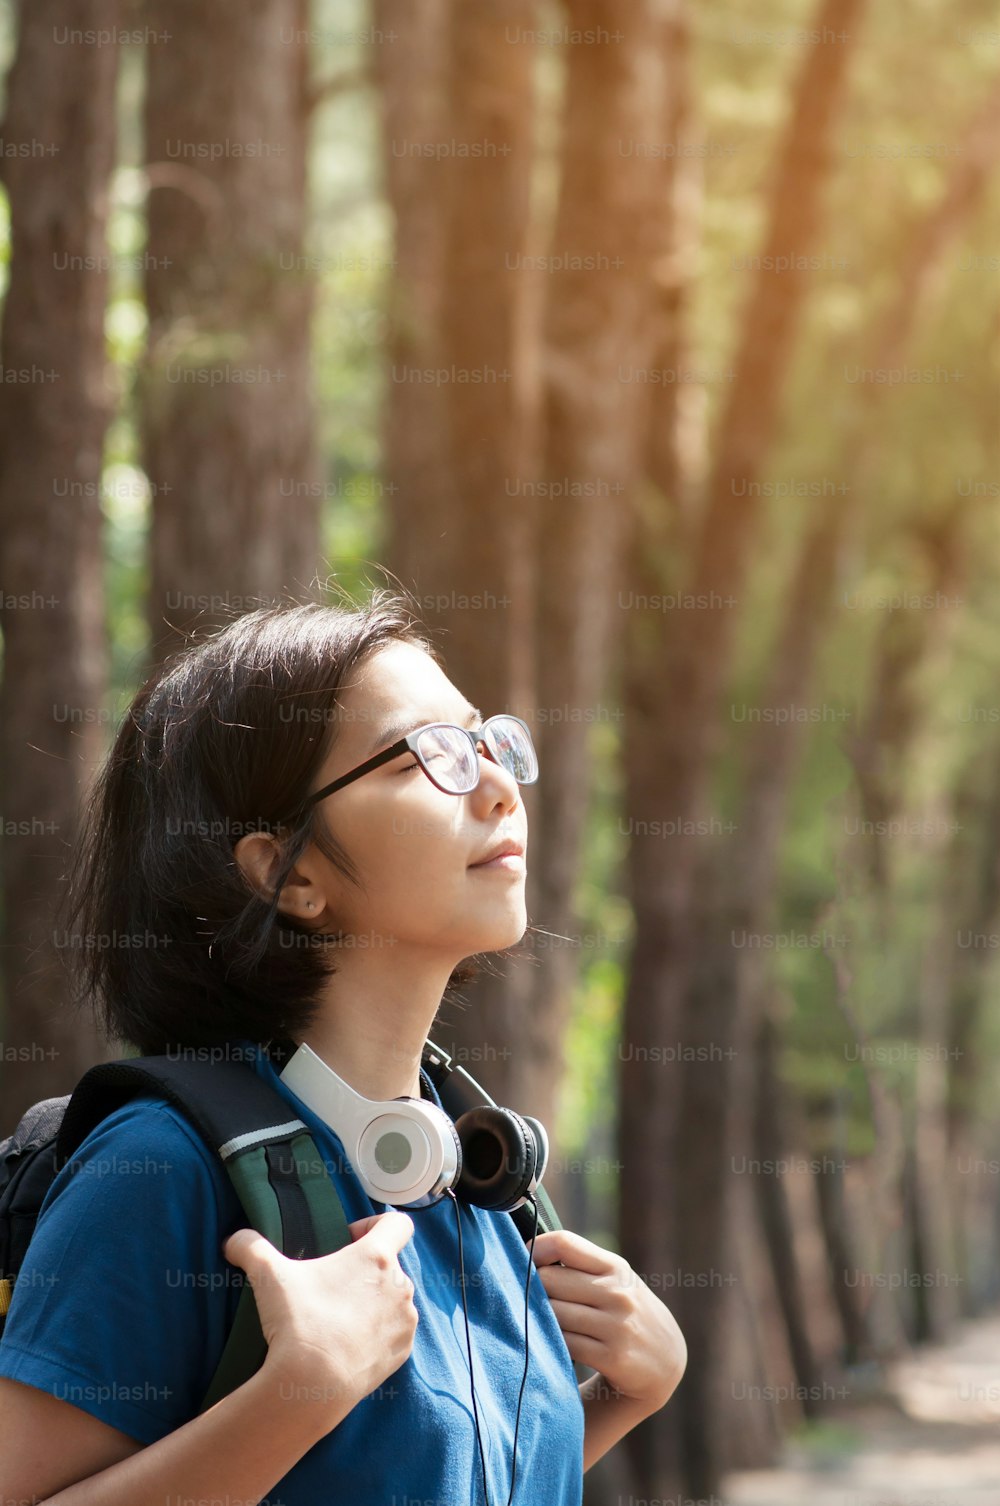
left=414, top=717, right=536, bottom=792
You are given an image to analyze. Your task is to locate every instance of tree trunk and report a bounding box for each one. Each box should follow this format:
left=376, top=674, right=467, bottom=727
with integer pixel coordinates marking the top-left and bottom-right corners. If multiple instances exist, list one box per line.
left=377, top=0, right=539, bottom=1126
left=0, top=0, right=122, bottom=1120
left=381, top=0, right=538, bottom=721
left=814, top=1139, right=871, bottom=1364
left=623, top=48, right=1000, bottom=1496
left=429, top=0, right=537, bottom=718
left=382, top=0, right=676, bottom=1148
left=520, top=0, right=675, bottom=1137
left=621, top=2, right=868, bottom=1494
left=141, top=0, right=321, bottom=662
left=753, top=1013, right=822, bottom=1412
left=948, top=748, right=1000, bottom=1307
left=374, top=0, right=451, bottom=598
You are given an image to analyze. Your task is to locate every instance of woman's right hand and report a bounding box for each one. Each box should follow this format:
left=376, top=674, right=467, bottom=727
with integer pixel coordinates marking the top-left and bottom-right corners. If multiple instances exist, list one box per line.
left=222, top=1209, right=419, bottom=1430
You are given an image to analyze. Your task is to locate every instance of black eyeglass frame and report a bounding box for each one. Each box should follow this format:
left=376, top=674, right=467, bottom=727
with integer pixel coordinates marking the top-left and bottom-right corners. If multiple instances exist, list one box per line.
left=298, top=712, right=538, bottom=810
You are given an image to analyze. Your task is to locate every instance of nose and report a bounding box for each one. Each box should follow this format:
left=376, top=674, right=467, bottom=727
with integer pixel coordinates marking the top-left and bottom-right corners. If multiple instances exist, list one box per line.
left=470, top=741, right=521, bottom=817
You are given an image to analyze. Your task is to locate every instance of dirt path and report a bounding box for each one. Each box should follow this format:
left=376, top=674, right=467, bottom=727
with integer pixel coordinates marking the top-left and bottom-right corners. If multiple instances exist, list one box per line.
left=724, top=1312, right=1000, bottom=1506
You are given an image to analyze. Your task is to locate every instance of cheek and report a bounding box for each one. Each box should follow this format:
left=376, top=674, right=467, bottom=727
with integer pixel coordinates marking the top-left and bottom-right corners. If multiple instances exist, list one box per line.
left=395, top=775, right=463, bottom=843
left=346, top=782, right=464, bottom=891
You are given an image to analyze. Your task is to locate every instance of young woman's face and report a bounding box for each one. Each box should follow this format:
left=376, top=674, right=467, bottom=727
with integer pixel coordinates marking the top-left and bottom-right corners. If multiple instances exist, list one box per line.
left=301, top=640, right=529, bottom=960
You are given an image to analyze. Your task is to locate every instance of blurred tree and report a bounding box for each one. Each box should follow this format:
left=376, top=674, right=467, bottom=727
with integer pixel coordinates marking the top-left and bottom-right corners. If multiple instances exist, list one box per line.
left=621, top=0, right=868, bottom=1492
left=372, top=0, right=450, bottom=604
left=518, top=0, right=677, bottom=1138
left=382, top=0, right=682, bottom=1150
left=0, top=0, right=120, bottom=1122
left=377, top=0, right=541, bottom=1125
left=725, top=72, right=1000, bottom=1379
left=140, top=0, right=322, bottom=660
left=622, top=53, right=1000, bottom=1505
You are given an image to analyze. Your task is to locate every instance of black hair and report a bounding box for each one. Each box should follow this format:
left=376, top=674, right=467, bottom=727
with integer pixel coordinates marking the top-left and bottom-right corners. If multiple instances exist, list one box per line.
left=60, top=590, right=480, bottom=1056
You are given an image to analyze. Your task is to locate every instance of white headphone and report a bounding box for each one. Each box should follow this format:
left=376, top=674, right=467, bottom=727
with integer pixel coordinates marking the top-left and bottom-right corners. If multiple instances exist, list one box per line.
left=278, top=1038, right=550, bottom=1211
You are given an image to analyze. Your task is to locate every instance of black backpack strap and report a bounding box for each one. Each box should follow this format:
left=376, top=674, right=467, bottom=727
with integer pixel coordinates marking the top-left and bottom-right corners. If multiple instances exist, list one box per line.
left=55, top=1056, right=308, bottom=1174
left=1, top=1097, right=71, bottom=1163
left=0, top=1099, right=74, bottom=1327
left=54, top=1056, right=352, bottom=1411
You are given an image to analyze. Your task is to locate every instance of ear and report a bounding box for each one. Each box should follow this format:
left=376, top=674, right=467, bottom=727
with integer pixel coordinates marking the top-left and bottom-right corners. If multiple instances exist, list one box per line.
left=232, top=831, right=325, bottom=921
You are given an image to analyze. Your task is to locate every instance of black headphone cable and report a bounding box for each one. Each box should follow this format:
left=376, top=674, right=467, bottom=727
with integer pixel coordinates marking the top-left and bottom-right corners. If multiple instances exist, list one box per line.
left=447, top=1187, right=541, bottom=1506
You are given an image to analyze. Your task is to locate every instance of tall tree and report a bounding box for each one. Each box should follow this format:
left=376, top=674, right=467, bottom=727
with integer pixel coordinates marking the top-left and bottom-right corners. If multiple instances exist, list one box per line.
left=380, top=0, right=537, bottom=733
left=620, top=0, right=869, bottom=1493
left=519, top=0, right=680, bottom=1135
left=141, top=0, right=322, bottom=661
left=0, top=0, right=122, bottom=1121
left=625, top=57, right=1000, bottom=1503
left=382, top=2, right=685, bottom=1147
left=716, top=67, right=1000, bottom=1387
left=373, top=0, right=451, bottom=601
left=377, top=0, right=541, bottom=1128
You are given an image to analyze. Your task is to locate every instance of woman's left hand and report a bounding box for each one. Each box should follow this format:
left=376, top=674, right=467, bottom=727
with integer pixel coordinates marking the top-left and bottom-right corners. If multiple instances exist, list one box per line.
left=530, top=1228, right=688, bottom=1410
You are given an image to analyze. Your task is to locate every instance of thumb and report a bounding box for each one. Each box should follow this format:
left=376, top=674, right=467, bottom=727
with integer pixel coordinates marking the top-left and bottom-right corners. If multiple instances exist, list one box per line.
left=348, top=1212, right=391, bottom=1242
left=222, top=1226, right=285, bottom=1281
left=350, top=1209, right=415, bottom=1249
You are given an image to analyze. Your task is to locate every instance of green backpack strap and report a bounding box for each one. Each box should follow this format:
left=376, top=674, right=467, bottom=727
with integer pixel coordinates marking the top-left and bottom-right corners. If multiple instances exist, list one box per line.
left=199, top=1126, right=351, bottom=1413
left=201, top=1143, right=561, bottom=1413
left=198, top=1042, right=563, bottom=1411
left=528, top=1180, right=562, bottom=1236
left=47, top=1051, right=353, bottom=1417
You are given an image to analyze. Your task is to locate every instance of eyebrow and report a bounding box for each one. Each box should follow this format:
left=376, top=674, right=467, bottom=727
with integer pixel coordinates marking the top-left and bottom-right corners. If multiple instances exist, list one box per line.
left=365, top=703, right=482, bottom=758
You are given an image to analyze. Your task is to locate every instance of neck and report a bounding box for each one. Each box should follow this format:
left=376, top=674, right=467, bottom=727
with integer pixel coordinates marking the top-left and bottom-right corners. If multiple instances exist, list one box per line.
left=282, top=945, right=458, bottom=1101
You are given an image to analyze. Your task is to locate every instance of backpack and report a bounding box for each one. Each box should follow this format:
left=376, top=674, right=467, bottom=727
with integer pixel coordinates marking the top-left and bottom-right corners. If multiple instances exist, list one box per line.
left=0, top=1041, right=563, bottom=1414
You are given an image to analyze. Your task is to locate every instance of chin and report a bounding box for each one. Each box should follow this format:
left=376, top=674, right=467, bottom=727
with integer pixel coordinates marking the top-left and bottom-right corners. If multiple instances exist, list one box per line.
left=462, top=909, right=528, bottom=956
left=489, top=911, right=530, bottom=951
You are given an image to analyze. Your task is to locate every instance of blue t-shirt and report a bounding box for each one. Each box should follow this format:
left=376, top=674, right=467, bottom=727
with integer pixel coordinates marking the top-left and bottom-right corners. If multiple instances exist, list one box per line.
left=0, top=1041, right=585, bottom=1504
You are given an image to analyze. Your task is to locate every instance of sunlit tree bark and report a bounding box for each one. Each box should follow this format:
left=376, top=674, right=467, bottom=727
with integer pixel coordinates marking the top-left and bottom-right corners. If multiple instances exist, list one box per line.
left=141, top=0, right=321, bottom=661
left=622, top=0, right=868, bottom=1491
left=0, top=0, right=121, bottom=1120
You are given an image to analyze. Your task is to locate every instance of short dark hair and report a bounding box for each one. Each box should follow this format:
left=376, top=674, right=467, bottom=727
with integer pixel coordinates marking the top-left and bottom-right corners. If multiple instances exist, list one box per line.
left=61, top=591, right=479, bottom=1056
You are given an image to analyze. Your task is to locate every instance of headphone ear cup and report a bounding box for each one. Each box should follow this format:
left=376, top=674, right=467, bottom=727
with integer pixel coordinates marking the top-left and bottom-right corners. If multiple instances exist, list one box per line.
left=519, top=1114, right=549, bottom=1184
left=441, top=1109, right=463, bottom=1186
left=454, top=1105, right=538, bottom=1212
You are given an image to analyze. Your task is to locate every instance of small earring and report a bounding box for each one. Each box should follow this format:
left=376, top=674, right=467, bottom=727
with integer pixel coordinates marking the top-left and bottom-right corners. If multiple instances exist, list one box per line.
left=306, top=901, right=315, bottom=911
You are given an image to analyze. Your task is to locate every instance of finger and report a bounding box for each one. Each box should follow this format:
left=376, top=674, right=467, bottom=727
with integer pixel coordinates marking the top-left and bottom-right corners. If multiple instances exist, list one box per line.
left=535, top=1263, right=616, bottom=1309
left=529, top=1229, right=614, bottom=1274
left=558, top=1329, right=609, bottom=1373
left=546, top=1297, right=615, bottom=1339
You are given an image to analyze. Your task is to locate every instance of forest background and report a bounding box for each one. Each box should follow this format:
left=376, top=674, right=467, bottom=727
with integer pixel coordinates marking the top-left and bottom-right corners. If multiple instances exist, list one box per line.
left=1, top=0, right=999, bottom=1500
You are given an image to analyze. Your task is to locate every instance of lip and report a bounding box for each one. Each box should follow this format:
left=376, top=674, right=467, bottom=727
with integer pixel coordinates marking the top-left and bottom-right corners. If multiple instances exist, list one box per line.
left=469, top=840, right=525, bottom=868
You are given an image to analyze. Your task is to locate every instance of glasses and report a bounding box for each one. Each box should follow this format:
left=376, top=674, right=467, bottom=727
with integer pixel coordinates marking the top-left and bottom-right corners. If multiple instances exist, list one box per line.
left=299, top=713, right=538, bottom=809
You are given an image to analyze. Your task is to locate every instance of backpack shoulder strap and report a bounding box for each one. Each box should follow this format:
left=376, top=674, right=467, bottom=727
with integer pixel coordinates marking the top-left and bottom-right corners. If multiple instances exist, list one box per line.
left=55, top=1046, right=561, bottom=1410
left=513, top=1181, right=563, bottom=1240
left=55, top=1054, right=352, bottom=1412
left=1, top=1096, right=71, bottom=1164
left=0, top=1097, right=73, bottom=1326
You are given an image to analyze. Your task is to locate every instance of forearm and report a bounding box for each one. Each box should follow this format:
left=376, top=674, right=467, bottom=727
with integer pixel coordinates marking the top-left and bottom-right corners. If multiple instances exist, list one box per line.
left=41, top=1360, right=342, bottom=1506
left=579, top=1372, right=659, bottom=1473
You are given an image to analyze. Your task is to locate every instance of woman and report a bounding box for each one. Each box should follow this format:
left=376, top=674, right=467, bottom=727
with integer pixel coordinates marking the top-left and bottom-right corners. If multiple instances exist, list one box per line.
left=0, top=593, right=686, bottom=1505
